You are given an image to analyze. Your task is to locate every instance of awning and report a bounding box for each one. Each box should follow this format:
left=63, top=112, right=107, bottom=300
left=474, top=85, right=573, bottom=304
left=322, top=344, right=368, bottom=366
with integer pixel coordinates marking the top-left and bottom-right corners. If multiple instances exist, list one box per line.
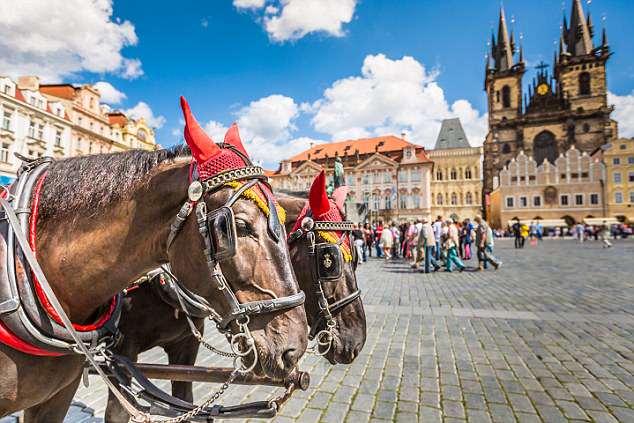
left=584, top=217, right=621, bottom=225
left=507, top=219, right=566, bottom=227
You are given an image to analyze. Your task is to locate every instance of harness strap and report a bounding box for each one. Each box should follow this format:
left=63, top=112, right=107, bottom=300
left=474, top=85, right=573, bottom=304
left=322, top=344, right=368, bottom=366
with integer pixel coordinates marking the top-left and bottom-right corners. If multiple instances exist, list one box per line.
left=0, top=197, right=148, bottom=421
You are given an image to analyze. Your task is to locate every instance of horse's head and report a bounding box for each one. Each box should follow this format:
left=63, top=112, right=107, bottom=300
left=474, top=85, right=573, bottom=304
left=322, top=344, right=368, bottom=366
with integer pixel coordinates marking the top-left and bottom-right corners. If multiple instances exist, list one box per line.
left=281, top=171, right=366, bottom=364
left=168, top=97, right=307, bottom=378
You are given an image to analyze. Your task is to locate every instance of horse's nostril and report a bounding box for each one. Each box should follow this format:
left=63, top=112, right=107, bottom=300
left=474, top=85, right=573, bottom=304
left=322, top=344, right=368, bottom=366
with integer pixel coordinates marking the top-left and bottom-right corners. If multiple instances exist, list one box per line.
left=282, top=348, right=300, bottom=369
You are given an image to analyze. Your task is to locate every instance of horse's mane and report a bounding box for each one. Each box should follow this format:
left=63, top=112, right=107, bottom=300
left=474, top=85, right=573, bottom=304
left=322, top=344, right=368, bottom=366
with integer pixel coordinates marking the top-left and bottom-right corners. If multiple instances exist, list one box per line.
left=39, top=145, right=191, bottom=219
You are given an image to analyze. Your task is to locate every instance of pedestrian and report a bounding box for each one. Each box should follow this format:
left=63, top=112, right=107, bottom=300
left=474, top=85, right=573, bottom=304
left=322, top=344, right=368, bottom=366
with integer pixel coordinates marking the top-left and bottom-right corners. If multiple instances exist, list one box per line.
left=375, top=221, right=384, bottom=257
left=445, top=219, right=465, bottom=272
left=462, top=218, right=473, bottom=260
left=512, top=219, right=522, bottom=249
left=379, top=222, right=393, bottom=259
left=576, top=222, right=585, bottom=243
left=362, top=223, right=372, bottom=261
left=520, top=223, right=529, bottom=248
left=352, top=224, right=365, bottom=264
left=433, top=215, right=443, bottom=261
left=474, top=215, right=501, bottom=271
left=600, top=221, right=612, bottom=248
left=421, top=218, right=441, bottom=273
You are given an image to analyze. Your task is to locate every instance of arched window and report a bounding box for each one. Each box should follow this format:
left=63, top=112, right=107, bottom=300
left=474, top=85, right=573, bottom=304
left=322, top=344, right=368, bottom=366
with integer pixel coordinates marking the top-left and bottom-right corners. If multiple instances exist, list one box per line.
left=436, top=194, right=443, bottom=205
left=502, top=143, right=511, bottom=154
left=465, top=168, right=472, bottom=179
left=579, top=72, right=591, bottom=96
left=502, top=85, right=511, bottom=108
left=465, top=192, right=473, bottom=205
left=385, top=196, right=392, bottom=209
left=450, top=193, right=458, bottom=205
left=436, top=170, right=443, bottom=181
left=533, top=130, right=558, bottom=164
left=450, top=168, right=457, bottom=180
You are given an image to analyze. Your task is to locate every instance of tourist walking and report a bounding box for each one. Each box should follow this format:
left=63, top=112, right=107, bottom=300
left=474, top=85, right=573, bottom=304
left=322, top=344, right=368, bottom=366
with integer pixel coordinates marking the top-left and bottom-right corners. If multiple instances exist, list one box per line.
left=576, top=222, right=585, bottom=243
left=380, top=222, right=393, bottom=259
left=445, top=219, right=465, bottom=272
left=461, top=218, right=473, bottom=260
left=375, top=221, right=384, bottom=257
left=474, top=215, right=501, bottom=271
left=422, top=218, right=440, bottom=273
left=599, top=221, right=612, bottom=248
left=352, top=224, right=365, bottom=264
left=433, top=216, right=443, bottom=261
left=512, top=219, right=522, bottom=249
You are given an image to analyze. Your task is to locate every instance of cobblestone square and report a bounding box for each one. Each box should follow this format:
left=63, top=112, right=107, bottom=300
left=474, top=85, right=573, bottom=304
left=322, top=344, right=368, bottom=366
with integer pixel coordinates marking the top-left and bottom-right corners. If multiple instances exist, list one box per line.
left=3, top=239, right=633, bottom=422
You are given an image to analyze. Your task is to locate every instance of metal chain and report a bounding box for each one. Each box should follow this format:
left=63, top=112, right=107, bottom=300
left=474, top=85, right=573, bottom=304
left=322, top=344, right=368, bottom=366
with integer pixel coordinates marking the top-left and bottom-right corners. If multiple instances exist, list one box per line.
left=202, top=166, right=265, bottom=192
left=192, top=330, right=238, bottom=358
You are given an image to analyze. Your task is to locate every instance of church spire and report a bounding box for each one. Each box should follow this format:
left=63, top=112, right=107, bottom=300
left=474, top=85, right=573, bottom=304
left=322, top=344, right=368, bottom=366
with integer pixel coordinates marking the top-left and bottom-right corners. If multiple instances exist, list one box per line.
left=492, top=7, right=514, bottom=71
left=563, top=0, right=593, bottom=56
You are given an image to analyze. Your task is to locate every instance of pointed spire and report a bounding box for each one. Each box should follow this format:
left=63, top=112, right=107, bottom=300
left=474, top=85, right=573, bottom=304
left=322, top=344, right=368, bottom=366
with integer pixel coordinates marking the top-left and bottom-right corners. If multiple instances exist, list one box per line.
left=565, top=0, right=593, bottom=56
left=587, top=12, right=594, bottom=38
left=518, top=42, right=524, bottom=63
left=493, top=7, right=514, bottom=71
left=601, top=27, right=608, bottom=47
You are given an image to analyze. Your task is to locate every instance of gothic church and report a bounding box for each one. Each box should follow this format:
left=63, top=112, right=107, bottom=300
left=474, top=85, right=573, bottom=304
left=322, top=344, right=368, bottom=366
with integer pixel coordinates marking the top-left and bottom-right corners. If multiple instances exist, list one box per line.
left=483, top=0, right=617, bottom=197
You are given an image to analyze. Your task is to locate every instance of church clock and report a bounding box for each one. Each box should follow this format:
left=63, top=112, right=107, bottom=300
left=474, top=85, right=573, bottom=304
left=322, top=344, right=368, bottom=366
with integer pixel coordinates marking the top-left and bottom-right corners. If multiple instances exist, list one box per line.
left=537, top=83, right=549, bottom=96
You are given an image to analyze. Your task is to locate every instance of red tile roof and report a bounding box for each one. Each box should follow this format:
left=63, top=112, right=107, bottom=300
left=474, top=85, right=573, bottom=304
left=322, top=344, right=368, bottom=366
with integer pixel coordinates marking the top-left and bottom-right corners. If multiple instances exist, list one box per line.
left=39, top=84, right=76, bottom=100
left=288, top=135, right=427, bottom=163
left=107, top=112, right=127, bottom=126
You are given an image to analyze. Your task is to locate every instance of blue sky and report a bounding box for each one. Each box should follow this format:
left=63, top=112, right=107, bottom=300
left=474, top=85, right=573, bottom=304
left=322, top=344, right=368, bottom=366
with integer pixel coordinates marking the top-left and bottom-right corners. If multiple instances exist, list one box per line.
left=2, top=0, right=633, bottom=167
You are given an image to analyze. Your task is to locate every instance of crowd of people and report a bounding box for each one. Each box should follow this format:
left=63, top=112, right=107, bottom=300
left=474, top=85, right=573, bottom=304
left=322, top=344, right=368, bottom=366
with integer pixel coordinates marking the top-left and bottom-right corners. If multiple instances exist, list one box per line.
left=350, top=216, right=502, bottom=273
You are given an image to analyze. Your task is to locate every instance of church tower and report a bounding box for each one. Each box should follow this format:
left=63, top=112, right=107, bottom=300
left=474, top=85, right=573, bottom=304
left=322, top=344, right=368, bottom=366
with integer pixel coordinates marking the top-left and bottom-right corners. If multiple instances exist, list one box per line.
left=483, top=7, right=525, bottom=197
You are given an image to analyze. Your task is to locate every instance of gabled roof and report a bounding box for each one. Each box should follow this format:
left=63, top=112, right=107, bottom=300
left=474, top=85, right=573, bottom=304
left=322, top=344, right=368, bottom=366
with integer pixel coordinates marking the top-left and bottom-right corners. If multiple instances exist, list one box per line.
left=107, top=112, right=127, bottom=127
left=288, top=135, right=421, bottom=163
left=39, top=84, right=77, bottom=100
left=434, top=118, right=470, bottom=149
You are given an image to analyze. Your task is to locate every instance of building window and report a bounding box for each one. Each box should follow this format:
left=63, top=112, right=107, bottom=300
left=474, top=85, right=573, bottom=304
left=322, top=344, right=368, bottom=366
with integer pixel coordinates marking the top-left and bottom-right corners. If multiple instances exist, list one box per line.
left=372, top=195, right=379, bottom=210
left=629, top=172, right=634, bottom=183
left=362, top=173, right=369, bottom=185
left=629, top=191, right=634, bottom=204
left=533, top=196, right=541, bottom=207
left=575, top=194, right=583, bottom=205
left=579, top=72, right=591, bottom=95
left=413, top=195, right=420, bottom=208
left=506, top=197, right=514, bottom=208
left=614, top=172, right=622, bottom=184
left=37, top=124, right=44, bottom=140
left=411, top=169, right=420, bottom=182
left=496, top=90, right=500, bottom=103
left=450, top=193, right=457, bottom=205
left=614, top=192, right=623, bottom=204
left=436, top=194, right=443, bottom=205
left=583, top=123, right=590, bottom=133
left=54, top=129, right=62, bottom=147
left=399, top=195, right=407, bottom=209
left=385, top=196, right=392, bottom=209
left=346, top=174, right=355, bottom=186
left=589, top=193, right=599, bottom=205
left=405, top=149, right=412, bottom=158
left=560, top=194, right=569, bottom=206
left=398, top=169, right=408, bottom=182
left=465, top=168, right=472, bottom=179
left=502, top=143, right=511, bottom=154
left=28, top=121, right=35, bottom=138
left=450, top=169, right=457, bottom=180
left=519, top=196, right=527, bottom=208
left=0, top=143, right=9, bottom=163
left=613, top=158, right=620, bottom=165
left=2, top=110, right=11, bottom=131
left=3, top=85, right=10, bottom=95
left=465, top=192, right=473, bottom=205
left=384, top=171, right=391, bottom=183
left=436, top=170, right=442, bottom=181
left=502, top=85, right=511, bottom=108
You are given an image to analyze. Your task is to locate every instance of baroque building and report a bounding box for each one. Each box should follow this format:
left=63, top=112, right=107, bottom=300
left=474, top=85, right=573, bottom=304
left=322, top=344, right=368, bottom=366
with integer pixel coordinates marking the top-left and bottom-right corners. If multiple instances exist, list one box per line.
left=268, top=136, right=433, bottom=222
left=489, top=146, right=605, bottom=228
left=0, top=76, right=72, bottom=184
left=483, top=0, right=616, bottom=202
left=428, top=118, right=483, bottom=221
left=602, top=138, right=634, bottom=222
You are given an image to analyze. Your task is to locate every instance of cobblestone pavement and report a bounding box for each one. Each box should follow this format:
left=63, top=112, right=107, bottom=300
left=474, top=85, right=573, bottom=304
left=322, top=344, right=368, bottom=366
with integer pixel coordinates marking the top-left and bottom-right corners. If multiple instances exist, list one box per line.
left=3, top=239, right=633, bottom=422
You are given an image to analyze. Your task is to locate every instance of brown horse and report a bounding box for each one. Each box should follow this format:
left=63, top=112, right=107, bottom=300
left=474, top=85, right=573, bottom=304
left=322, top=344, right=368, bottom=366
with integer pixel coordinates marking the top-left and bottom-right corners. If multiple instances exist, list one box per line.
left=104, top=166, right=366, bottom=422
left=0, top=98, right=307, bottom=422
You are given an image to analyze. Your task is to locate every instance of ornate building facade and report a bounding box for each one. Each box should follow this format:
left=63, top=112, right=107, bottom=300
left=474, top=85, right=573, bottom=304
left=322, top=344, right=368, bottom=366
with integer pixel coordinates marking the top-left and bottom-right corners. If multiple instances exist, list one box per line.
left=488, top=146, right=605, bottom=228
left=268, top=136, right=433, bottom=222
left=428, top=118, right=483, bottom=221
left=603, top=138, right=634, bottom=221
left=0, top=76, right=72, bottom=183
left=483, top=0, right=616, bottom=203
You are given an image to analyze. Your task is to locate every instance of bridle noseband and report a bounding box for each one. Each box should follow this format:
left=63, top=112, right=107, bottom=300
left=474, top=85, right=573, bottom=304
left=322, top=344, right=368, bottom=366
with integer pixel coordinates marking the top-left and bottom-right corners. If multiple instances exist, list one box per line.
left=287, top=213, right=361, bottom=355
left=165, top=149, right=305, bottom=370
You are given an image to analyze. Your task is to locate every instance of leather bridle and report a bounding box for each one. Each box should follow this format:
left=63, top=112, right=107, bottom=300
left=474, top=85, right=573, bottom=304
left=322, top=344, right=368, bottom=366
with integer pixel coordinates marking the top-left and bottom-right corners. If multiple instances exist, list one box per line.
left=287, top=214, right=361, bottom=354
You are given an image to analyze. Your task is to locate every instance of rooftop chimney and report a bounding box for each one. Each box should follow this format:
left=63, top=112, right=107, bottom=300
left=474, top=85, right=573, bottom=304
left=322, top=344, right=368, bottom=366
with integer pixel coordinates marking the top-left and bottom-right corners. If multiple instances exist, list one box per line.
left=401, top=131, right=407, bottom=140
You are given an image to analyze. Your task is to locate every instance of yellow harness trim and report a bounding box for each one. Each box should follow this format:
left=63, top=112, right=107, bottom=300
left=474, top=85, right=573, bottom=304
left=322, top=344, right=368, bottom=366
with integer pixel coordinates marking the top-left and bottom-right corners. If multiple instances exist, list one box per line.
left=224, top=181, right=286, bottom=224
left=317, top=230, right=353, bottom=262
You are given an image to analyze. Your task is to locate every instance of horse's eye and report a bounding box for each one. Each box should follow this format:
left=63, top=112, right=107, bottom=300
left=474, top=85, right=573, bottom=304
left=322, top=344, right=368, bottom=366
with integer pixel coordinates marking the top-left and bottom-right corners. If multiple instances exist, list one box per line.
left=236, top=219, right=255, bottom=238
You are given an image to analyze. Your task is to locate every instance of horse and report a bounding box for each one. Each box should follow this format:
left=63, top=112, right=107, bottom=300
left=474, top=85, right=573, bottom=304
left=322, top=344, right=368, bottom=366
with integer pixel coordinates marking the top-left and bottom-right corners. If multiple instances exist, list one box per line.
left=0, top=97, right=308, bottom=422
left=103, top=166, right=367, bottom=422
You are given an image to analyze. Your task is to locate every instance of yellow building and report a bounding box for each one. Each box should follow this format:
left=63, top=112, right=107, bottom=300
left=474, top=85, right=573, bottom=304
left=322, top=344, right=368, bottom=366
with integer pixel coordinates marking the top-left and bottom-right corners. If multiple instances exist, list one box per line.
left=428, top=118, right=483, bottom=221
left=604, top=137, right=634, bottom=222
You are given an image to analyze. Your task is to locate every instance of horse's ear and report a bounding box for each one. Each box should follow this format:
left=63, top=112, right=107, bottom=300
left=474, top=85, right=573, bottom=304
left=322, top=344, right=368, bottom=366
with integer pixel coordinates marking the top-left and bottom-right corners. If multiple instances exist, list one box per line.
left=224, top=123, right=248, bottom=157
left=331, top=185, right=349, bottom=212
left=180, top=96, right=220, bottom=162
left=309, top=170, right=330, bottom=217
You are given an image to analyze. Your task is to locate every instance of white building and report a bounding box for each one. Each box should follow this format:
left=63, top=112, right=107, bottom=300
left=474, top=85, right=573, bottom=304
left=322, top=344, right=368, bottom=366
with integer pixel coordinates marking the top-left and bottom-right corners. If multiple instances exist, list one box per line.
left=0, top=76, right=72, bottom=183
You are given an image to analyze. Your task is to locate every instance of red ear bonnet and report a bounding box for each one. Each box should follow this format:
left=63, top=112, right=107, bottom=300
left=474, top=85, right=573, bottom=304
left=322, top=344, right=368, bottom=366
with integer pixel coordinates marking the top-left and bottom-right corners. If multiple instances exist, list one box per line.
left=308, top=170, right=331, bottom=217
left=224, top=123, right=249, bottom=157
left=180, top=96, right=220, bottom=163
left=331, top=185, right=349, bottom=212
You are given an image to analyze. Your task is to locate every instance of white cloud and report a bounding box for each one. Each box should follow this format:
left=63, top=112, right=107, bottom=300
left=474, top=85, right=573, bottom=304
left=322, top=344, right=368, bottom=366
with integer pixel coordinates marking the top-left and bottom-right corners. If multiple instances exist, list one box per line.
left=233, top=0, right=266, bottom=9
left=124, top=102, right=166, bottom=129
left=310, top=54, right=488, bottom=147
left=233, top=0, right=357, bottom=42
left=0, top=0, right=142, bottom=82
left=204, top=120, right=229, bottom=142
left=609, top=90, right=634, bottom=138
left=93, top=81, right=126, bottom=104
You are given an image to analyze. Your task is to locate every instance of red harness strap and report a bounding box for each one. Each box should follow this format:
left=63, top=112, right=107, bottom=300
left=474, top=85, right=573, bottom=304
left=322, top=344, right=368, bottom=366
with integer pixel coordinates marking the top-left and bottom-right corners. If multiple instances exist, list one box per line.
left=0, top=321, right=62, bottom=356
left=28, top=173, right=117, bottom=332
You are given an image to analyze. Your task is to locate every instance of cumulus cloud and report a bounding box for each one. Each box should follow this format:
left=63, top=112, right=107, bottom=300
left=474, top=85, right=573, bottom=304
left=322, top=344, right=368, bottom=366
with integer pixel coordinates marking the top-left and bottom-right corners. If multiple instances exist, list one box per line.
left=233, top=0, right=357, bottom=42
left=609, top=90, right=634, bottom=138
left=93, top=81, right=126, bottom=104
left=310, top=54, right=488, bottom=147
left=124, top=102, right=166, bottom=129
left=0, top=0, right=142, bottom=81
left=233, top=0, right=266, bottom=9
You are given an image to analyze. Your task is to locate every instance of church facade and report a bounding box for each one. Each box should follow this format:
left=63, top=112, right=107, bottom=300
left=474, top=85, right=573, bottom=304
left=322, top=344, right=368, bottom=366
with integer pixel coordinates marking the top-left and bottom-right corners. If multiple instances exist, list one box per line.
left=483, top=0, right=617, bottom=204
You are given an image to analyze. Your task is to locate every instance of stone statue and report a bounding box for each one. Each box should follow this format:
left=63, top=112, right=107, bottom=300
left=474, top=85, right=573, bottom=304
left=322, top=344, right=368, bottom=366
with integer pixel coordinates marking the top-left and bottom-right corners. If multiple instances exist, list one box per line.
left=333, top=156, right=345, bottom=188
